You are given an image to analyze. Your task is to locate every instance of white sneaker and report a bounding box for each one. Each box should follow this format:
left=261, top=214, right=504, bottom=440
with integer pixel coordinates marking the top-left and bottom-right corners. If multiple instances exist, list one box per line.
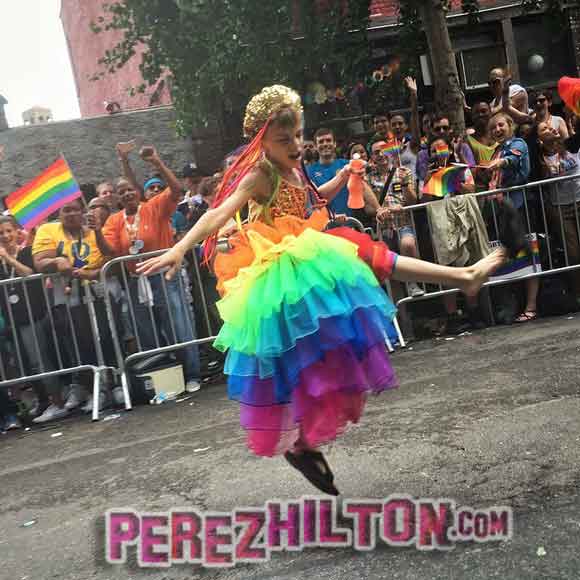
left=81, top=391, right=109, bottom=414
left=112, top=386, right=125, bottom=407
left=32, top=404, right=69, bottom=424
left=4, top=416, right=21, bottom=430
left=64, top=384, right=86, bottom=410
left=185, top=380, right=201, bottom=393
left=407, top=282, right=425, bottom=298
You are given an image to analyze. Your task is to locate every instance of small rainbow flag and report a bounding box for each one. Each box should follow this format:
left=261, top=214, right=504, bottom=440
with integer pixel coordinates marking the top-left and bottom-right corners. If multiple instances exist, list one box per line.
left=381, top=139, right=401, bottom=157
left=434, top=142, right=450, bottom=158
left=5, top=157, right=82, bottom=230
left=491, top=235, right=541, bottom=279
left=422, top=165, right=466, bottom=198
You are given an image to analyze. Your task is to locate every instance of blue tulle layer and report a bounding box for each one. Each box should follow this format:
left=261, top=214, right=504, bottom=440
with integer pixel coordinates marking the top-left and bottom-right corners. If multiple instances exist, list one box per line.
left=215, top=275, right=396, bottom=357
left=226, top=305, right=394, bottom=405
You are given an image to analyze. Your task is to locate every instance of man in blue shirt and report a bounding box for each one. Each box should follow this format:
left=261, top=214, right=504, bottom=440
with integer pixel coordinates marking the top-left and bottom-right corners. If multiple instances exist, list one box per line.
left=307, top=128, right=351, bottom=216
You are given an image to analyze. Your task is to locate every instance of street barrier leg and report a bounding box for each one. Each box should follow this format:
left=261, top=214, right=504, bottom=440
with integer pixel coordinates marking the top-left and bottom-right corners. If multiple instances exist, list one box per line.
left=91, top=367, right=101, bottom=422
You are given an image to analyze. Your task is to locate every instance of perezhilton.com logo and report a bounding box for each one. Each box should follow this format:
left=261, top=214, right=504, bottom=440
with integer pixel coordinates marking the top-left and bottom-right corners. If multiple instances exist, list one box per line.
left=105, top=495, right=513, bottom=568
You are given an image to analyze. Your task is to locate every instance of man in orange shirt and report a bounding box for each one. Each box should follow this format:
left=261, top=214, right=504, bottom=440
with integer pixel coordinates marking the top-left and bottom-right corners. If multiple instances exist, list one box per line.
left=103, top=145, right=201, bottom=393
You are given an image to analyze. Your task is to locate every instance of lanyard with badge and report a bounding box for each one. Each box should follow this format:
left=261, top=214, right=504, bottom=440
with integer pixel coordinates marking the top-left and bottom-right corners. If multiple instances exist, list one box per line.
left=124, top=205, right=152, bottom=304
left=71, top=230, right=90, bottom=268
left=124, top=205, right=145, bottom=255
left=1, top=259, right=19, bottom=305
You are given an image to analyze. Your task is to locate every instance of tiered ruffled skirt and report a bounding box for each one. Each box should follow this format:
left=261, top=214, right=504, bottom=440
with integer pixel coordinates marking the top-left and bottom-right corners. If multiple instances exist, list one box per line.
left=213, top=211, right=399, bottom=456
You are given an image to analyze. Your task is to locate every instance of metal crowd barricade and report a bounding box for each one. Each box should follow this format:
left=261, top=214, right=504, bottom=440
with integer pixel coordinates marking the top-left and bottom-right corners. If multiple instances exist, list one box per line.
left=0, top=272, right=114, bottom=422
left=328, top=215, right=406, bottom=350
left=390, top=172, right=580, bottom=339
left=100, top=246, right=218, bottom=409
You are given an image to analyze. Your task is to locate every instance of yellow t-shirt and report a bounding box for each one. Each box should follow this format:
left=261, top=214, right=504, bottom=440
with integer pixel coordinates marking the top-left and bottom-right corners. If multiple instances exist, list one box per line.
left=32, top=222, right=106, bottom=270
left=467, top=135, right=498, bottom=164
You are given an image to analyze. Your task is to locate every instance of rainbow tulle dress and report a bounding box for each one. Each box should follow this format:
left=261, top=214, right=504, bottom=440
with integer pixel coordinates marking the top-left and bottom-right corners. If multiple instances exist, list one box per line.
left=213, top=179, right=399, bottom=456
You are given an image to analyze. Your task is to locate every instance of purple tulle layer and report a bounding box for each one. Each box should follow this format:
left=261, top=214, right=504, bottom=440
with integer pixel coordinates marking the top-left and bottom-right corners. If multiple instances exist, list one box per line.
left=238, top=342, right=398, bottom=456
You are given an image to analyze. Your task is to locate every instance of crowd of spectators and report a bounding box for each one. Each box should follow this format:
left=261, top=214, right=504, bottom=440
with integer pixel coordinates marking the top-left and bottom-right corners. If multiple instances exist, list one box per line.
left=0, top=143, right=224, bottom=430
left=1, top=65, right=580, bottom=431
left=304, top=68, right=580, bottom=333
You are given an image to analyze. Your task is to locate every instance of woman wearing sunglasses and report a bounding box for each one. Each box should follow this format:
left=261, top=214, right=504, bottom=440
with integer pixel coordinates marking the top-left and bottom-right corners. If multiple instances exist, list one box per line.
left=489, top=68, right=531, bottom=126
left=531, top=90, right=569, bottom=140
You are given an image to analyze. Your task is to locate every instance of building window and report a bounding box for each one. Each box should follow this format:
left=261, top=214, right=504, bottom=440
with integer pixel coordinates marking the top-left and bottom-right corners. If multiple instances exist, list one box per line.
left=458, top=45, right=506, bottom=90
left=513, top=16, right=574, bottom=88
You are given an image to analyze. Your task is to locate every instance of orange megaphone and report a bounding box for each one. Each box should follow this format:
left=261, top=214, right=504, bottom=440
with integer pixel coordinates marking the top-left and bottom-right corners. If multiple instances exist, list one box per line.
left=347, top=157, right=366, bottom=209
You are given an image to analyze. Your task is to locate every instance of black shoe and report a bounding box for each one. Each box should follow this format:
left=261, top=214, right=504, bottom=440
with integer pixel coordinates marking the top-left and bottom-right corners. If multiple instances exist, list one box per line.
left=467, top=307, right=486, bottom=330
left=284, top=450, right=340, bottom=496
left=445, top=314, right=471, bottom=335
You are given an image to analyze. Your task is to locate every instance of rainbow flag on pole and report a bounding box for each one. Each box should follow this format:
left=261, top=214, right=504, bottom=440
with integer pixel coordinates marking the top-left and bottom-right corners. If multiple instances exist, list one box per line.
left=5, top=157, right=82, bottom=230
left=422, top=165, right=466, bottom=198
left=380, top=139, right=401, bottom=157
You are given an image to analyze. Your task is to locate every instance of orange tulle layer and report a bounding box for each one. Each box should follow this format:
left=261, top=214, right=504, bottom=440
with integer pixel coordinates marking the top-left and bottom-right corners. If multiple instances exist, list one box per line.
left=214, top=209, right=329, bottom=296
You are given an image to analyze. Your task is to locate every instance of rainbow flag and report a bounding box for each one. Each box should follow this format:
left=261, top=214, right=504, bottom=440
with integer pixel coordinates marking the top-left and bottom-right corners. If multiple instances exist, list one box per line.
left=490, top=235, right=541, bottom=280
left=5, top=158, right=82, bottom=230
left=381, top=139, right=401, bottom=157
left=422, top=165, right=466, bottom=198
left=434, top=142, right=450, bottom=158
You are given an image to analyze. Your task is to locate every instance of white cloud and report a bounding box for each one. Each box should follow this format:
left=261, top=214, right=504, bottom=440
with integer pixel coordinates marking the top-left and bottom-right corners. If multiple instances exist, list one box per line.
left=0, top=0, right=80, bottom=127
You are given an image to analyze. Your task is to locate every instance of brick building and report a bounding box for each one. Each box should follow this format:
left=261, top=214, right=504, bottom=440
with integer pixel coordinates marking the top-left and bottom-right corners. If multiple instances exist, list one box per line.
left=52, top=0, right=580, bottom=169
left=301, top=0, right=579, bottom=137
left=60, top=0, right=171, bottom=118
left=367, top=0, right=578, bottom=90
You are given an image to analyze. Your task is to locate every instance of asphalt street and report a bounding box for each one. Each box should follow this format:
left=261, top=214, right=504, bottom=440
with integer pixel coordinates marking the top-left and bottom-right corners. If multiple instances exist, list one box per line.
left=1, top=315, right=580, bottom=579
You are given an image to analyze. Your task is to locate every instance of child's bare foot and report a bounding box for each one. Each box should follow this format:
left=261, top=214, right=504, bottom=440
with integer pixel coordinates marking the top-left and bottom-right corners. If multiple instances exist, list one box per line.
left=459, top=249, right=507, bottom=297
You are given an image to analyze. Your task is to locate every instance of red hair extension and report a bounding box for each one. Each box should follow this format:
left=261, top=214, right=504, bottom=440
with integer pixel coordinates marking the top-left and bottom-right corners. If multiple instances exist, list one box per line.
left=202, top=120, right=271, bottom=263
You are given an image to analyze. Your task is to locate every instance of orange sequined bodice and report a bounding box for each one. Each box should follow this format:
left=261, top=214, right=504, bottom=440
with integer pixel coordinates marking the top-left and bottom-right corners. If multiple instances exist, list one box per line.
left=269, top=179, right=309, bottom=219
left=249, top=178, right=315, bottom=223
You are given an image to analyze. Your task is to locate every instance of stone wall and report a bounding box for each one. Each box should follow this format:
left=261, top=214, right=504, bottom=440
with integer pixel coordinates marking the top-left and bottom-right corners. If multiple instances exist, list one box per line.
left=0, top=107, right=193, bottom=197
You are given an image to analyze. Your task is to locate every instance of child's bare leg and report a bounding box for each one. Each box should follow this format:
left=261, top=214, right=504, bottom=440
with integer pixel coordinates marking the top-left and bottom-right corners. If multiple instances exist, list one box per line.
left=392, top=249, right=506, bottom=297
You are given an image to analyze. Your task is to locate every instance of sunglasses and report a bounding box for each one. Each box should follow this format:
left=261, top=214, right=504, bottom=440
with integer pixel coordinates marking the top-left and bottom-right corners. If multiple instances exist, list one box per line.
left=433, top=125, right=450, bottom=133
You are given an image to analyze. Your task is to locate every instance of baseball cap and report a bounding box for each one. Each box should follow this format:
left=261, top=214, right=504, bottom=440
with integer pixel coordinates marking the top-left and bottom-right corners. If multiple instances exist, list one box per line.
left=182, top=162, right=201, bottom=178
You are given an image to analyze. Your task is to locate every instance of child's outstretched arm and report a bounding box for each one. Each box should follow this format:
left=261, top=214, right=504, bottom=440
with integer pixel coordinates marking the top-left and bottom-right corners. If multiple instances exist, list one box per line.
left=137, top=169, right=268, bottom=279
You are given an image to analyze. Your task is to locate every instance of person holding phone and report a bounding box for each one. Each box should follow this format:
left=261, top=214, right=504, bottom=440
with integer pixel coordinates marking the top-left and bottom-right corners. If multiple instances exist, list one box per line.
left=489, top=68, right=531, bottom=126
left=103, top=145, right=202, bottom=394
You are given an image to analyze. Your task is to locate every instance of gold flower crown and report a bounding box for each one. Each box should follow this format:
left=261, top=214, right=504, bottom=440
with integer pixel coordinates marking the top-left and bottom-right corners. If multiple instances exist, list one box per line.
left=243, top=85, right=303, bottom=138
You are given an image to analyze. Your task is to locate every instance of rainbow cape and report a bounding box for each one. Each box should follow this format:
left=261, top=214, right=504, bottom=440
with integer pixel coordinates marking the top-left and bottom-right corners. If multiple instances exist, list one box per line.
left=5, top=157, right=82, bottom=230
left=422, top=165, right=466, bottom=198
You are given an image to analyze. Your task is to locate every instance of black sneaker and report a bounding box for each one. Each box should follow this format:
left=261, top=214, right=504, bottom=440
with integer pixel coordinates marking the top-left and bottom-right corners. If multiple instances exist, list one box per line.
left=445, top=314, right=471, bottom=335
left=467, top=307, right=487, bottom=330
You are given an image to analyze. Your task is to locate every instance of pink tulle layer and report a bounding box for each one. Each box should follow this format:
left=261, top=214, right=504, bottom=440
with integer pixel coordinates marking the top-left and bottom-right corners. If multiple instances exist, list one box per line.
left=239, top=342, right=398, bottom=456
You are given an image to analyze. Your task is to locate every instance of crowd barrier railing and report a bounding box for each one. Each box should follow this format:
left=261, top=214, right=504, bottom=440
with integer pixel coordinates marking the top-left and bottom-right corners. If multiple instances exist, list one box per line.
left=5, top=173, right=578, bottom=423
left=99, top=247, right=218, bottom=411
left=387, top=172, right=580, bottom=340
left=0, top=273, right=116, bottom=422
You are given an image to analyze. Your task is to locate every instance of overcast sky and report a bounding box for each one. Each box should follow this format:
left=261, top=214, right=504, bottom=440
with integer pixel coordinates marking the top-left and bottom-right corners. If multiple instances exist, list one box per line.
left=0, top=0, right=80, bottom=127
